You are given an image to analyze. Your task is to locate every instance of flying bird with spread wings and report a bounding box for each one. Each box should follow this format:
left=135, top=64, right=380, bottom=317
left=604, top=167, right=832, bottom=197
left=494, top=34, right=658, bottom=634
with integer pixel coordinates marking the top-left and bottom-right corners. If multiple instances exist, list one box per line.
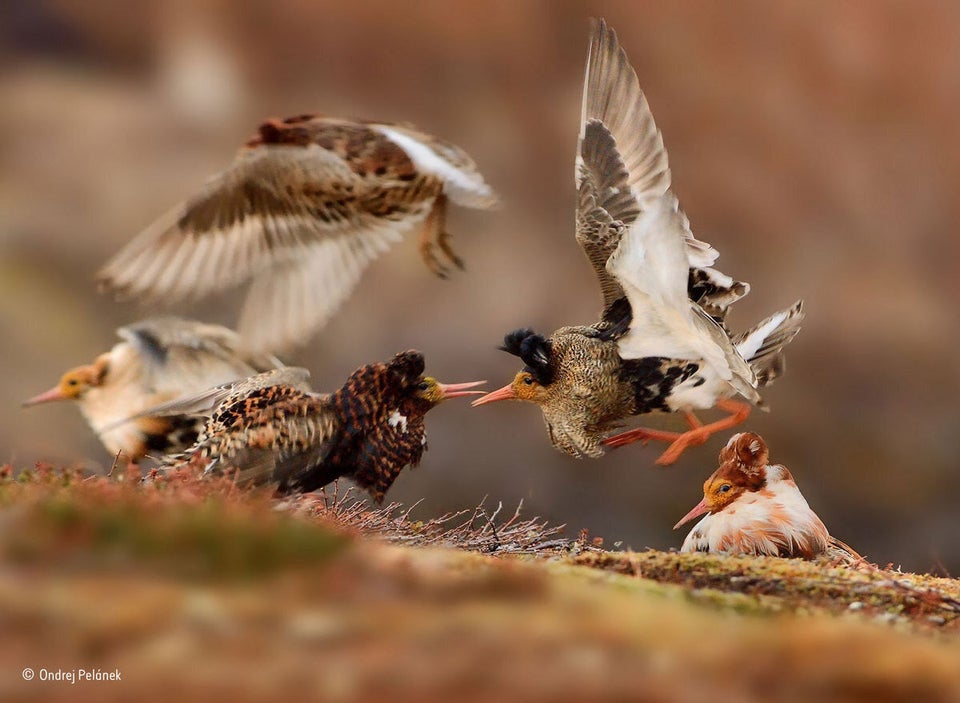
left=97, top=115, right=497, bottom=354
left=473, top=19, right=803, bottom=465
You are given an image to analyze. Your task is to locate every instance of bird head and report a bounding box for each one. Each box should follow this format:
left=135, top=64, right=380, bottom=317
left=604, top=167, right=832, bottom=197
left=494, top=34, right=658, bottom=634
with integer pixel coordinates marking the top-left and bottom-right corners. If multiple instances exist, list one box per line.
left=23, top=363, right=107, bottom=406
left=411, top=377, right=486, bottom=409
left=472, top=328, right=554, bottom=408
left=471, top=370, right=550, bottom=407
left=673, top=433, right=769, bottom=529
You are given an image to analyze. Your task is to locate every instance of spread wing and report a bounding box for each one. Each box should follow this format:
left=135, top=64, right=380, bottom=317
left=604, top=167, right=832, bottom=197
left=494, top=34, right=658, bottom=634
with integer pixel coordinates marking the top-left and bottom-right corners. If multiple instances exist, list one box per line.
left=98, top=136, right=431, bottom=353
left=576, top=18, right=719, bottom=314
left=235, top=224, right=411, bottom=356
left=578, top=20, right=756, bottom=394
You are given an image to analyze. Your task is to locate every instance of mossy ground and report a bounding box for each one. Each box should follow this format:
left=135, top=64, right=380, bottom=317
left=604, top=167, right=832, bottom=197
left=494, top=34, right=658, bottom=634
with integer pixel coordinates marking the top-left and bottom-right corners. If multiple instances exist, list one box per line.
left=1, top=464, right=958, bottom=702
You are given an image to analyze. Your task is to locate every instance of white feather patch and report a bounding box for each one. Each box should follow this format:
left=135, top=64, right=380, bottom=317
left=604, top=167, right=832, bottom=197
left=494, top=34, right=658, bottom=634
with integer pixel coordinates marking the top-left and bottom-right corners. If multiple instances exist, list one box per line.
left=388, top=410, right=408, bottom=433
left=374, top=125, right=494, bottom=205
left=735, top=309, right=789, bottom=361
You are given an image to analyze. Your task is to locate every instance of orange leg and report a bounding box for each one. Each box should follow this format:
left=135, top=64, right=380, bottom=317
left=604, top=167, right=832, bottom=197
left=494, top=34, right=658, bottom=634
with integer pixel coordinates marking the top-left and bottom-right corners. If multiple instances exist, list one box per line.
left=603, top=399, right=752, bottom=466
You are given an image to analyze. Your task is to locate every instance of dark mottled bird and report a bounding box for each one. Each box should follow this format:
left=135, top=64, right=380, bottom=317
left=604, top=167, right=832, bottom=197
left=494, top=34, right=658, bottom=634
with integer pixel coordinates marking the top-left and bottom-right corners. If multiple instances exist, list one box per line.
left=154, top=352, right=484, bottom=503
left=22, top=318, right=280, bottom=462
left=97, top=115, right=498, bottom=354
left=675, top=433, right=860, bottom=562
left=473, top=20, right=803, bottom=465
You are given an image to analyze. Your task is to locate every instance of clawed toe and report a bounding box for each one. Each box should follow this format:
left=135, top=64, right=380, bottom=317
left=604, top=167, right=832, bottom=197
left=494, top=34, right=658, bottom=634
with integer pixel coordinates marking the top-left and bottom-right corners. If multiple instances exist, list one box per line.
left=420, top=241, right=450, bottom=278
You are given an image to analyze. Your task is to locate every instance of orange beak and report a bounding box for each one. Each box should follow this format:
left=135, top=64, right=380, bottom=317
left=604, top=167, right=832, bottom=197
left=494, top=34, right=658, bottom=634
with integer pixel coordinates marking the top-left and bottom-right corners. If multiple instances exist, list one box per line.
left=22, top=386, right=68, bottom=407
left=673, top=497, right=711, bottom=530
left=437, top=380, right=487, bottom=399
left=471, top=383, right=516, bottom=406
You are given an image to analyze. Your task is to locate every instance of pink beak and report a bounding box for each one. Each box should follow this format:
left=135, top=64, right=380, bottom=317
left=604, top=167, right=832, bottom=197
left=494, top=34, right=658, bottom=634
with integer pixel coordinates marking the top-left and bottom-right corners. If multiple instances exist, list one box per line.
left=438, top=380, right=487, bottom=399
left=673, top=497, right=711, bottom=530
left=22, top=386, right=68, bottom=407
left=471, top=383, right=517, bottom=407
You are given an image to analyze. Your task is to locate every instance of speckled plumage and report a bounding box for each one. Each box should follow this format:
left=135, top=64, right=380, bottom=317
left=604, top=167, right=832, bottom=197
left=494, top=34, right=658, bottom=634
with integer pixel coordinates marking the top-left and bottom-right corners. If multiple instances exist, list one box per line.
left=97, top=115, right=497, bottom=355
left=22, top=318, right=280, bottom=461
left=475, top=20, right=803, bottom=464
left=159, top=351, right=481, bottom=502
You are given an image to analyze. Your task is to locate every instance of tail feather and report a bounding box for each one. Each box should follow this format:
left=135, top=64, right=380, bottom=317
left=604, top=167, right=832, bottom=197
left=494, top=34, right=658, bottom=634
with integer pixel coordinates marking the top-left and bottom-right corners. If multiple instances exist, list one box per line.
left=689, top=267, right=750, bottom=322
left=735, top=300, right=804, bottom=387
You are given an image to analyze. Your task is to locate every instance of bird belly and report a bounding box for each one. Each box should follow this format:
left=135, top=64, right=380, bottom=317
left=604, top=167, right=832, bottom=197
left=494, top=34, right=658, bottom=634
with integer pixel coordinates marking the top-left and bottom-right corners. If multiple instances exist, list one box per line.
left=662, top=370, right=732, bottom=412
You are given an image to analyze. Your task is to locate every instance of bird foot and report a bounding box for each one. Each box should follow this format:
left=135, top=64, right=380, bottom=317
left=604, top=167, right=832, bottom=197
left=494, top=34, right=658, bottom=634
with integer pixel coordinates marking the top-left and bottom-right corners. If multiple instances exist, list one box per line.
left=437, top=229, right=466, bottom=271
left=420, top=240, right=451, bottom=278
left=419, top=233, right=464, bottom=278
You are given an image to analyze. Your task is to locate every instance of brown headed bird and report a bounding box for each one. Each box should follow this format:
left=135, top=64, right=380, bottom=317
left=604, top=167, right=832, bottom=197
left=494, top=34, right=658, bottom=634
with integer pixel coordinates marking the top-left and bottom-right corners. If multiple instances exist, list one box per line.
left=97, top=116, right=498, bottom=354
left=675, top=432, right=860, bottom=562
left=150, top=352, right=484, bottom=503
left=22, top=318, right=281, bottom=462
left=473, top=20, right=803, bottom=465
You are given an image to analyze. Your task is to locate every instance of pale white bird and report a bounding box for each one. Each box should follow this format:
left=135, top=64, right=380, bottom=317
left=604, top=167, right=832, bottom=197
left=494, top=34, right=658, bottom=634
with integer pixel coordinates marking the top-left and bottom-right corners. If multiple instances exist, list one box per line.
left=23, top=317, right=281, bottom=461
left=675, top=432, right=859, bottom=560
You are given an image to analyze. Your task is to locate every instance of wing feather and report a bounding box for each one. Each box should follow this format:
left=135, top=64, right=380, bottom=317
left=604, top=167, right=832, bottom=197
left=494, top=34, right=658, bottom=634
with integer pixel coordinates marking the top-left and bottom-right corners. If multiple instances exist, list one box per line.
left=578, top=20, right=761, bottom=396
left=116, top=318, right=283, bottom=392
left=576, top=19, right=722, bottom=309
left=237, top=223, right=416, bottom=354
left=98, top=144, right=406, bottom=304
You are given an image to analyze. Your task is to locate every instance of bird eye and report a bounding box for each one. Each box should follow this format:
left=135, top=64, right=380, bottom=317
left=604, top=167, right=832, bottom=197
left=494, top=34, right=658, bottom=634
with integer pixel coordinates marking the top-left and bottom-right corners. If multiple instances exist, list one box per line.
left=523, top=376, right=534, bottom=385
left=418, top=381, right=428, bottom=391
left=719, top=484, right=732, bottom=493
left=67, top=379, right=78, bottom=386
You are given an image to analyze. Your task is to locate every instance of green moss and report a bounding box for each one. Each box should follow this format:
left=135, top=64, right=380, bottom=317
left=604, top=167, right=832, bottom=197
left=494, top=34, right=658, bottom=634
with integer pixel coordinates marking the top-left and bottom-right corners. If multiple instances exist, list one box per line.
left=0, top=467, right=348, bottom=580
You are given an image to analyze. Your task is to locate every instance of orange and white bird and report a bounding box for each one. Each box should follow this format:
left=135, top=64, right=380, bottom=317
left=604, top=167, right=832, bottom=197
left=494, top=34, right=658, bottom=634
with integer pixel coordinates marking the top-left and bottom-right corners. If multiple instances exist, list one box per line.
left=97, top=115, right=498, bottom=354
left=23, top=317, right=281, bottom=462
left=675, top=432, right=836, bottom=559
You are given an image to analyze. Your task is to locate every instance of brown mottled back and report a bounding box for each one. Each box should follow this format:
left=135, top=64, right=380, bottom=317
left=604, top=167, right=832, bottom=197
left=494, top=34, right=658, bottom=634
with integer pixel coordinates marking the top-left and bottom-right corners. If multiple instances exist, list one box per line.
left=167, top=351, right=453, bottom=503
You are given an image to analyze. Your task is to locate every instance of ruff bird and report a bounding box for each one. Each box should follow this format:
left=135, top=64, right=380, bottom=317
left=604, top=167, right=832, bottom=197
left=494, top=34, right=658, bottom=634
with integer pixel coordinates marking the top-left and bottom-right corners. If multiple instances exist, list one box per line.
left=675, top=432, right=859, bottom=561
left=97, top=115, right=498, bottom=354
left=473, top=19, right=803, bottom=465
left=23, top=318, right=280, bottom=461
left=153, top=352, right=484, bottom=503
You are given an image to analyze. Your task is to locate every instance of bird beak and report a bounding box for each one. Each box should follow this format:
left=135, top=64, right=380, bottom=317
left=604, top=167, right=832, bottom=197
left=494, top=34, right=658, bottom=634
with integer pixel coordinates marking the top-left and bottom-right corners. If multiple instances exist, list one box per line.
left=673, top=497, right=711, bottom=530
left=471, top=383, right=516, bottom=406
left=22, top=386, right=67, bottom=407
left=438, top=380, right=487, bottom=399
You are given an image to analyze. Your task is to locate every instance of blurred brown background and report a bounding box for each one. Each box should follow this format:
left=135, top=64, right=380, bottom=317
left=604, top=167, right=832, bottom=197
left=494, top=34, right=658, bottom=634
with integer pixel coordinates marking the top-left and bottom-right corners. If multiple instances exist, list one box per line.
left=2, top=0, right=958, bottom=573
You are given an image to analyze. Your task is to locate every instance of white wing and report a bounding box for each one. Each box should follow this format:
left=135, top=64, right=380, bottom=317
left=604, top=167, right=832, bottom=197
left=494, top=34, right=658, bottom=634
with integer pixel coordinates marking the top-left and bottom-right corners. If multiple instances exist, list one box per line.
left=116, top=317, right=283, bottom=397
left=580, top=20, right=756, bottom=394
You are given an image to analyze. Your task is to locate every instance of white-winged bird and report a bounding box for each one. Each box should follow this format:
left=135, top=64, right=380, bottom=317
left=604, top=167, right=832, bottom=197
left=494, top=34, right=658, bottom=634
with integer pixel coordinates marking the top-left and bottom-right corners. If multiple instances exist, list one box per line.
left=155, top=352, right=484, bottom=503
left=97, top=116, right=498, bottom=355
left=22, top=317, right=280, bottom=462
left=473, top=20, right=803, bottom=465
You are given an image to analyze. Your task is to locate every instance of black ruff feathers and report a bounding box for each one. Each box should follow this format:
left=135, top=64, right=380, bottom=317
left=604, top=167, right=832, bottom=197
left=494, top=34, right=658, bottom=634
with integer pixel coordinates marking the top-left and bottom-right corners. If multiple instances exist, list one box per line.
left=500, top=329, right=555, bottom=385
